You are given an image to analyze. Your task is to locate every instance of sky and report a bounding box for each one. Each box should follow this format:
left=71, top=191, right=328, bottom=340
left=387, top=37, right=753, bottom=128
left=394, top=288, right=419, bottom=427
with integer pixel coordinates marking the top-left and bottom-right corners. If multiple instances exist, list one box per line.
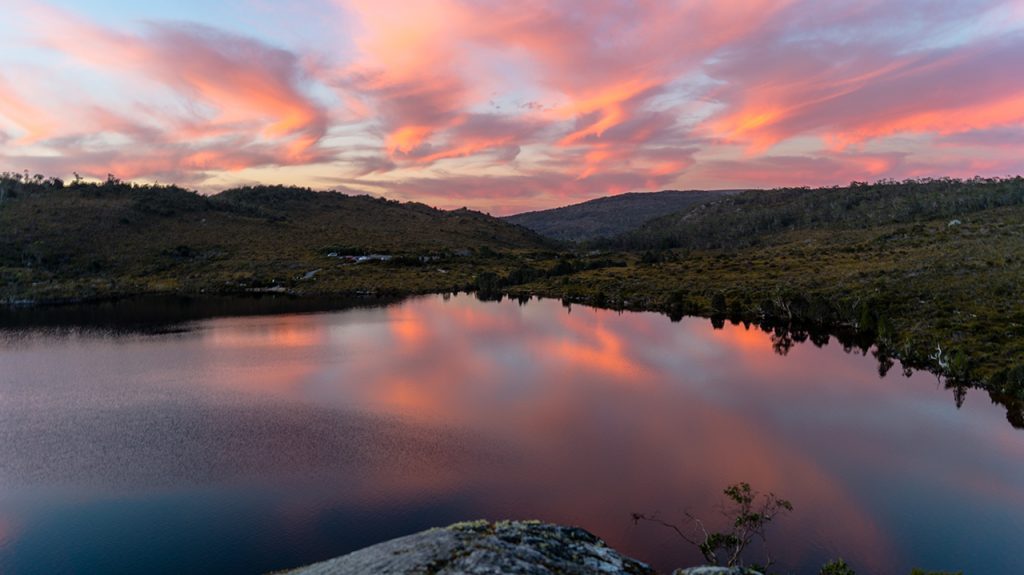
left=1, top=0, right=1023, bottom=214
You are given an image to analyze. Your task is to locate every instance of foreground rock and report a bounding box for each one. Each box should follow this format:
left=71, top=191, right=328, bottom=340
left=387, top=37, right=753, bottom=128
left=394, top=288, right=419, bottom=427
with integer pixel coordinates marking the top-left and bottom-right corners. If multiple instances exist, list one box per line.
left=281, top=520, right=654, bottom=574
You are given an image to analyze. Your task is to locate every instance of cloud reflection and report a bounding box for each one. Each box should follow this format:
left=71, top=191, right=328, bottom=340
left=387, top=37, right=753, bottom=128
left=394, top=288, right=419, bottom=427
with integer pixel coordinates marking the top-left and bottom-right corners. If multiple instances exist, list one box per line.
left=3, top=295, right=1022, bottom=573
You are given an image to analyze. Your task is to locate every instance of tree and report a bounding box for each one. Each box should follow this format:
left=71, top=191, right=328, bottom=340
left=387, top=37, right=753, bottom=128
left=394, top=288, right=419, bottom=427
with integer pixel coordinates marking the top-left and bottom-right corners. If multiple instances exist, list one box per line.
left=633, top=482, right=792, bottom=570
left=820, top=558, right=856, bottom=575
left=475, top=271, right=502, bottom=301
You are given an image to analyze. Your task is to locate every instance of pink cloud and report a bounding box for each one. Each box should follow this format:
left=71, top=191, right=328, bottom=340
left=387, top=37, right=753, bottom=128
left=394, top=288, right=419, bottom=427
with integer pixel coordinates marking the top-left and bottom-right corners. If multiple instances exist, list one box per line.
left=345, top=157, right=697, bottom=215
left=2, top=0, right=1024, bottom=210
left=692, top=149, right=1024, bottom=190
left=8, top=3, right=330, bottom=180
left=394, top=114, right=542, bottom=165
left=331, top=0, right=477, bottom=158
left=939, top=127, right=1024, bottom=149
left=694, top=153, right=910, bottom=188
left=476, top=0, right=795, bottom=135
left=699, top=2, right=1024, bottom=152
left=332, top=0, right=792, bottom=179
left=0, top=75, right=60, bottom=143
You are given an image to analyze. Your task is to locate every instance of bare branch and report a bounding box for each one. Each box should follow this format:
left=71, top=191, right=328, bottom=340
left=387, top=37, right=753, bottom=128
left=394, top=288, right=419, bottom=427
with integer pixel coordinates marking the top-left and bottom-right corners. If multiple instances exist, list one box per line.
left=631, top=513, right=700, bottom=547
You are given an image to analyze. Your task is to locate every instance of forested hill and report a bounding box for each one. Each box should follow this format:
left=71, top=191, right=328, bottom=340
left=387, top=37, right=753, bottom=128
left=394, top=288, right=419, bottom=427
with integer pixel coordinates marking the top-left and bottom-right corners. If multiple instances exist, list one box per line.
left=0, top=176, right=549, bottom=299
left=503, top=189, right=739, bottom=242
left=607, top=177, right=1024, bottom=250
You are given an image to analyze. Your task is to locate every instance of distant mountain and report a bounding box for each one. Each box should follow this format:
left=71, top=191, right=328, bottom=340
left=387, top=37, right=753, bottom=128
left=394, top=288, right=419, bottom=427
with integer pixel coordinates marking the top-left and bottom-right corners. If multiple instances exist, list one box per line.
left=503, top=190, right=742, bottom=242
left=607, top=177, right=1024, bottom=251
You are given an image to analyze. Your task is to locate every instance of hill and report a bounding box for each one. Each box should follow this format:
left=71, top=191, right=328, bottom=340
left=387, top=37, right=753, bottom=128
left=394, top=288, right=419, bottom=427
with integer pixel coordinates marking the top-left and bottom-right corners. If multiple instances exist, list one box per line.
left=503, top=190, right=739, bottom=242
left=0, top=176, right=549, bottom=301
left=608, top=177, right=1024, bottom=250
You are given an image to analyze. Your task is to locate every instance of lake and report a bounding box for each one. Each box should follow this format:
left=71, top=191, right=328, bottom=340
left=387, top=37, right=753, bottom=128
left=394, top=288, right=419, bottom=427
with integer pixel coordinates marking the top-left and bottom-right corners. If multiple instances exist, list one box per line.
left=1, top=294, right=1021, bottom=574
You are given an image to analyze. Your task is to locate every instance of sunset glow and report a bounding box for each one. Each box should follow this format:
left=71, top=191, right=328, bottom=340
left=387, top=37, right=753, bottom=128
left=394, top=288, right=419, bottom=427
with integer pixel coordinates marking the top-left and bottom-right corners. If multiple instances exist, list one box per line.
left=1, top=0, right=1022, bottom=212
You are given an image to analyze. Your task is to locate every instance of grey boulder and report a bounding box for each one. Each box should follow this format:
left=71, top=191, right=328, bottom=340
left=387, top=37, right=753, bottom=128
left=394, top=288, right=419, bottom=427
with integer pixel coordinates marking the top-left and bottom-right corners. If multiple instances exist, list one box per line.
left=281, top=520, right=654, bottom=575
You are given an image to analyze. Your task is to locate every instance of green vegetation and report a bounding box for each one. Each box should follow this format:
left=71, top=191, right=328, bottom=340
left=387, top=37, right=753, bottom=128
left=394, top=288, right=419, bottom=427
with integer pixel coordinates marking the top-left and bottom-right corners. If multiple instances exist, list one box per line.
left=0, top=172, right=551, bottom=303
left=608, top=177, right=1024, bottom=250
left=3, top=173, right=1023, bottom=426
left=819, top=558, right=856, bottom=575
left=633, top=482, right=792, bottom=571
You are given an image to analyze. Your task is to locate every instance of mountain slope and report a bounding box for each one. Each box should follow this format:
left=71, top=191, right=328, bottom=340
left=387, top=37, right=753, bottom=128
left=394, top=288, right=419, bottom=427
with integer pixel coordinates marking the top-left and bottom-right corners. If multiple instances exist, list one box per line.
left=0, top=179, right=549, bottom=300
left=609, top=177, right=1024, bottom=250
left=504, top=190, right=740, bottom=242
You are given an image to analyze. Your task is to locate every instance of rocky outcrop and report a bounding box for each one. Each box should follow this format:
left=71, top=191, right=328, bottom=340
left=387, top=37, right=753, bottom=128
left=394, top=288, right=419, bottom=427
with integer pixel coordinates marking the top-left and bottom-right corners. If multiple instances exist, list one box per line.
left=281, top=520, right=655, bottom=574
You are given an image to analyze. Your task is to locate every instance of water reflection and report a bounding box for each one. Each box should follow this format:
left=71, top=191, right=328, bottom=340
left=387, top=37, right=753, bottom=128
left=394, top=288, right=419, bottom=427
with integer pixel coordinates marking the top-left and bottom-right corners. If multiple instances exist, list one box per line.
left=1, top=295, right=1022, bottom=574
left=0, top=294, right=401, bottom=338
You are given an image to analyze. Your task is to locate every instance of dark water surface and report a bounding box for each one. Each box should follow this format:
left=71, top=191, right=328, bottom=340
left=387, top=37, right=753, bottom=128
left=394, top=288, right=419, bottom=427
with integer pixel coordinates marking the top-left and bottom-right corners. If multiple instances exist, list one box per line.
left=1, top=295, right=1021, bottom=574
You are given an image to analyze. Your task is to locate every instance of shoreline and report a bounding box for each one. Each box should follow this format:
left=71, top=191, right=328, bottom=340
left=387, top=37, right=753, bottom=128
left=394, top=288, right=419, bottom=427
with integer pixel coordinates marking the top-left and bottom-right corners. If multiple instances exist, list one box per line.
left=3, top=285, right=1021, bottom=429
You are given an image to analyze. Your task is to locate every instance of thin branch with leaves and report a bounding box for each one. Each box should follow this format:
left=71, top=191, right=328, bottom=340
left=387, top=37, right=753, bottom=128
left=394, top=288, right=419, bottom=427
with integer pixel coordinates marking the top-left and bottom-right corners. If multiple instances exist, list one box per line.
left=633, top=482, right=793, bottom=569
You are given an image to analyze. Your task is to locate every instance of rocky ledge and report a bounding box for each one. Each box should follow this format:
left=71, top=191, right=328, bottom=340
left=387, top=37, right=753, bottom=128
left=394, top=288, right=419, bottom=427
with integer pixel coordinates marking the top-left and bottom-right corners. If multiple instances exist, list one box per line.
left=281, top=520, right=656, bottom=575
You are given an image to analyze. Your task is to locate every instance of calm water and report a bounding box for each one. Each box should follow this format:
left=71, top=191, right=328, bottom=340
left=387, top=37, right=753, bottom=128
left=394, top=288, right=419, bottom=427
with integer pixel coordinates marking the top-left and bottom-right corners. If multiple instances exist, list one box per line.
left=1, top=295, right=1021, bottom=574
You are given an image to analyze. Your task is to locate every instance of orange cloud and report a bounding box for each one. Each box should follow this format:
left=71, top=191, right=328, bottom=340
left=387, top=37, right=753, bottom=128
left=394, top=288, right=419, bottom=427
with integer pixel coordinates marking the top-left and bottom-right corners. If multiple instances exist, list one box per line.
left=827, top=92, right=1024, bottom=148
left=386, top=126, right=435, bottom=156
left=337, top=0, right=475, bottom=161
left=701, top=16, right=1024, bottom=155
left=333, top=0, right=797, bottom=181
left=556, top=79, right=658, bottom=147
left=473, top=0, right=797, bottom=176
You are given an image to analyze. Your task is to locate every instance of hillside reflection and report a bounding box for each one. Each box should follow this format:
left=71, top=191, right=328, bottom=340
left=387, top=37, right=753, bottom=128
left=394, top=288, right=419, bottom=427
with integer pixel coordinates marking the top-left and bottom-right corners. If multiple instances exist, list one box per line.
left=2, top=295, right=1022, bottom=574
left=723, top=314, right=1022, bottom=430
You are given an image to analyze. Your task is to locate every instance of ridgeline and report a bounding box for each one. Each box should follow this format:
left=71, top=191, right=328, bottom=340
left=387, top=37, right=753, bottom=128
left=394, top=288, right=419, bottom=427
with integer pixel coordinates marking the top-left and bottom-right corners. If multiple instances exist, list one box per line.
left=503, top=189, right=739, bottom=242
left=0, top=174, right=550, bottom=302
